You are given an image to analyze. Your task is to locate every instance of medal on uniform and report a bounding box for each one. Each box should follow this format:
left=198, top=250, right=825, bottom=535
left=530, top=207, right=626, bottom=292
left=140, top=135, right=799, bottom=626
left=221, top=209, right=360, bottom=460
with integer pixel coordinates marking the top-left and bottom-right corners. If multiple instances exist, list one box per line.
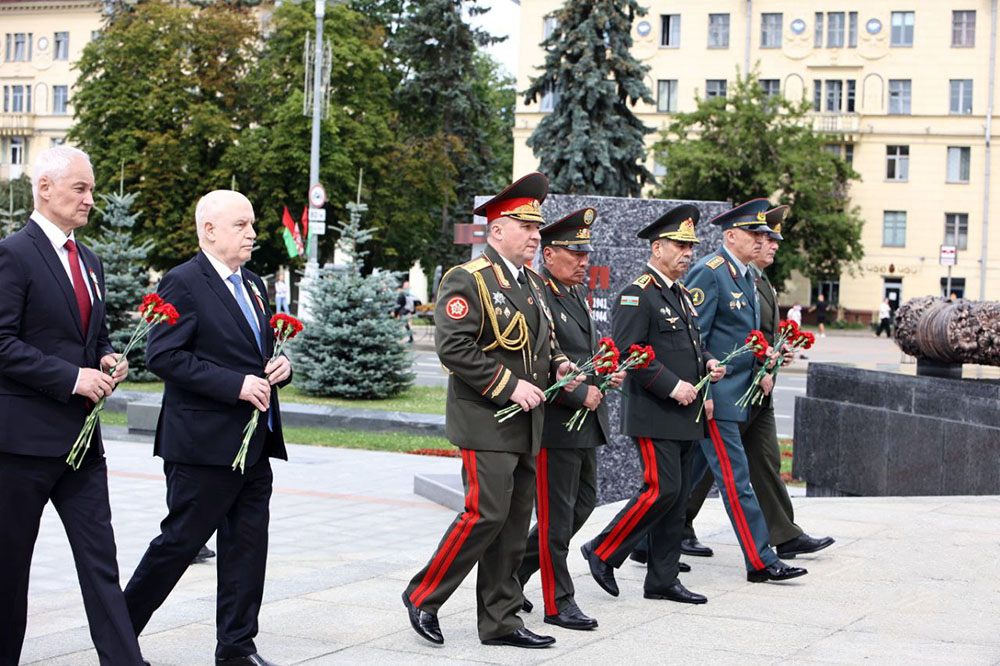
left=492, top=291, right=504, bottom=305
left=248, top=281, right=266, bottom=313
left=494, top=306, right=503, bottom=318
left=88, top=269, right=102, bottom=301
left=560, top=312, right=567, bottom=322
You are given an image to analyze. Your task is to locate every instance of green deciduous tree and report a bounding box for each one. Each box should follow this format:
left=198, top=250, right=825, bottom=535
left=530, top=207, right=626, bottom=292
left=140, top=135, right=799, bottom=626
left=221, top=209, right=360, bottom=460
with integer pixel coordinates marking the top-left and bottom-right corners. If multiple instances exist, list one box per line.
left=70, top=0, right=258, bottom=270
left=524, top=0, right=655, bottom=197
left=652, top=69, right=864, bottom=290
left=293, top=202, right=414, bottom=398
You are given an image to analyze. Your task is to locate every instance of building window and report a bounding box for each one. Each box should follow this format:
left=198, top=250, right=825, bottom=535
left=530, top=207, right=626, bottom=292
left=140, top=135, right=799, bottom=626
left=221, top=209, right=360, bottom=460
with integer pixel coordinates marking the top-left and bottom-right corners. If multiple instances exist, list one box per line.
left=813, top=80, right=822, bottom=111
left=540, top=82, right=558, bottom=112
left=848, top=12, right=858, bottom=47
left=888, top=79, right=911, bottom=114
left=708, top=13, right=730, bottom=48
left=891, top=11, right=914, bottom=47
left=886, top=145, right=909, bottom=181
left=543, top=16, right=558, bottom=41
left=760, top=79, right=780, bottom=98
left=54, top=31, right=69, bottom=60
left=952, top=11, right=975, bottom=47
left=657, top=79, right=678, bottom=113
left=944, top=213, right=969, bottom=250
left=940, top=277, right=965, bottom=299
left=51, top=137, right=66, bottom=147
left=846, top=80, right=856, bottom=112
left=950, top=79, right=973, bottom=115
left=947, top=146, right=971, bottom=183
left=825, top=80, right=843, bottom=112
left=883, top=211, right=907, bottom=247
left=812, top=280, right=840, bottom=305
left=10, top=85, right=24, bottom=113
left=660, top=14, right=680, bottom=47
left=11, top=137, right=25, bottom=165
left=6, top=33, right=33, bottom=62
left=705, top=79, right=727, bottom=99
left=761, top=13, right=782, bottom=48
left=845, top=144, right=854, bottom=165
left=814, top=12, right=824, bottom=47
left=827, top=12, right=845, bottom=47
left=53, top=85, right=69, bottom=115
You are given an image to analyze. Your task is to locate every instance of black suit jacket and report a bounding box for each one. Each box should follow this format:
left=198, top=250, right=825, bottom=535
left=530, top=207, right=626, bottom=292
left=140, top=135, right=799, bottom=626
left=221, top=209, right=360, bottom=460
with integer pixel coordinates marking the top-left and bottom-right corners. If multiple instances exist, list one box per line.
left=0, top=219, right=114, bottom=457
left=540, top=267, right=609, bottom=449
left=613, top=267, right=712, bottom=441
left=146, top=251, right=289, bottom=467
left=752, top=266, right=780, bottom=409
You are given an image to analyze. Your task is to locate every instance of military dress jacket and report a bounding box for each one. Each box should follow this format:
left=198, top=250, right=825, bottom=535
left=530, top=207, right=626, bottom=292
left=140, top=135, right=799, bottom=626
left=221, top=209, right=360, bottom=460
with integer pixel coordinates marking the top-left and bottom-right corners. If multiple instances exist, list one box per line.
left=435, top=244, right=567, bottom=455
left=685, top=246, right=759, bottom=422
left=613, top=266, right=713, bottom=442
left=538, top=266, right=609, bottom=449
left=751, top=264, right=780, bottom=409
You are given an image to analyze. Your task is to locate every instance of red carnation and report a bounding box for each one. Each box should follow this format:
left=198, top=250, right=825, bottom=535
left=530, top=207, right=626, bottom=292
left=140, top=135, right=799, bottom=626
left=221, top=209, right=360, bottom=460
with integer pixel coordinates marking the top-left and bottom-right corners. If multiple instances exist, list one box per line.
left=745, top=330, right=769, bottom=358
left=635, top=345, right=655, bottom=369
left=779, top=319, right=799, bottom=337
left=139, top=293, right=164, bottom=321
left=598, top=337, right=616, bottom=353
left=796, top=331, right=816, bottom=350
left=270, top=313, right=304, bottom=339
left=153, top=302, right=180, bottom=326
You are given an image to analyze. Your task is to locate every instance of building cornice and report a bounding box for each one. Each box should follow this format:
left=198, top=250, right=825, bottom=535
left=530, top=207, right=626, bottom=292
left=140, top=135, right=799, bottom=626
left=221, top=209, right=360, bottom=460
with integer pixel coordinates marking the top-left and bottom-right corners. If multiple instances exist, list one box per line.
left=0, top=0, right=100, bottom=13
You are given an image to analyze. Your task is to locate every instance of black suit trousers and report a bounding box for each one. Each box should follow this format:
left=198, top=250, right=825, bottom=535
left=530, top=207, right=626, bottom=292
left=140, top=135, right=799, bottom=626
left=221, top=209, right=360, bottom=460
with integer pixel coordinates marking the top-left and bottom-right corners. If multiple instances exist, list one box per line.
left=125, top=457, right=272, bottom=660
left=0, top=449, right=143, bottom=666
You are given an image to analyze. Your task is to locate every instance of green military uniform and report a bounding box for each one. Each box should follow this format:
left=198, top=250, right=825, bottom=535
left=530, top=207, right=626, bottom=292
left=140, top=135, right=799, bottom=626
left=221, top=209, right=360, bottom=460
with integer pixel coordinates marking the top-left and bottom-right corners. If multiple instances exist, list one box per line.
left=582, top=205, right=713, bottom=599
left=404, top=173, right=568, bottom=643
left=517, top=208, right=609, bottom=625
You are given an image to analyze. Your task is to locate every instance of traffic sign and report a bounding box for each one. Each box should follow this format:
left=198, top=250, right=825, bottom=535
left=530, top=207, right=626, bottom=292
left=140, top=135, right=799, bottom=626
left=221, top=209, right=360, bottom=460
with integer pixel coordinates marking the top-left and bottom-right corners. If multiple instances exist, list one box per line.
left=939, top=245, right=957, bottom=266
left=308, top=183, right=327, bottom=208
left=310, top=221, right=327, bottom=236
left=308, top=208, right=327, bottom=222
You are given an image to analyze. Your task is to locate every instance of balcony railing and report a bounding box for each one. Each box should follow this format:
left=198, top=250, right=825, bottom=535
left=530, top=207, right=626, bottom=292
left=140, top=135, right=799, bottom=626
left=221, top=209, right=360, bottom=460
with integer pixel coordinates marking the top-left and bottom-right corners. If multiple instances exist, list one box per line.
left=0, top=113, right=35, bottom=135
left=811, top=113, right=860, bottom=134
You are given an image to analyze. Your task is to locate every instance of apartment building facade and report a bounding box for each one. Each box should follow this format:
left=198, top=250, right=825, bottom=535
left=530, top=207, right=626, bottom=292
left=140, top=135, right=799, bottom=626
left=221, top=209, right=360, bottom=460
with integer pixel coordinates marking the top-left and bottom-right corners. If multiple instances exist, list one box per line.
left=514, top=1, right=999, bottom=314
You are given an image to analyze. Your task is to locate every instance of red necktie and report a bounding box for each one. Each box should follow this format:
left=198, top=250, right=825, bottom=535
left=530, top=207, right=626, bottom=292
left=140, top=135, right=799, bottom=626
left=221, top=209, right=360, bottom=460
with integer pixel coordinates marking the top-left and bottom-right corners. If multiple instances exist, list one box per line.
left=64, top=239, right=92, bottom=335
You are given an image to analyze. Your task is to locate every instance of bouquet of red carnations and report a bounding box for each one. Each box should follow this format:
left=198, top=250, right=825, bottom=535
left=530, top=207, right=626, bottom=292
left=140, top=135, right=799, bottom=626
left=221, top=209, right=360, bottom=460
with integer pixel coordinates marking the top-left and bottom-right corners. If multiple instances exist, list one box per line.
left=233, top=314, right=303, bottom=473
left=67, top=293, right=179, bottom=470
left=736, top=320, right=812, bottom=408
left=564, top=342, right=654, bottom=431
left=693, top=329, right=769, bottom=422
left=494, top=337, right=618, bottom=424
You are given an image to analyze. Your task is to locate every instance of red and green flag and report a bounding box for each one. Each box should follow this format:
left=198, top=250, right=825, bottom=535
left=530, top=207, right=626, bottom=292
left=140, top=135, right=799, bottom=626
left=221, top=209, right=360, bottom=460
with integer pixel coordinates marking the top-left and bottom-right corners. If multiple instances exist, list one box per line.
left=281, top=206, right=304, bottom=258
left=300, top=204, right=309, bottom=241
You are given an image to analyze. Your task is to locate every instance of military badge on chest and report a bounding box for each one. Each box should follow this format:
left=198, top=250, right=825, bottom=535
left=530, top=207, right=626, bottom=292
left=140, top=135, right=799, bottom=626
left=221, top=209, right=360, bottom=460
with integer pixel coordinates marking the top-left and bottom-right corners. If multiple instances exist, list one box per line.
left=729, top=291, right=748, bottom=311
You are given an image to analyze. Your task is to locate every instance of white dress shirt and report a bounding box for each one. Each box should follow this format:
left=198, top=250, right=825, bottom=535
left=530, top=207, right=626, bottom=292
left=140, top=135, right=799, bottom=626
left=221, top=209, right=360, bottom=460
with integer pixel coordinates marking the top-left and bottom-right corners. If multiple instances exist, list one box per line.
left=495, top=251, right=527, bottom=288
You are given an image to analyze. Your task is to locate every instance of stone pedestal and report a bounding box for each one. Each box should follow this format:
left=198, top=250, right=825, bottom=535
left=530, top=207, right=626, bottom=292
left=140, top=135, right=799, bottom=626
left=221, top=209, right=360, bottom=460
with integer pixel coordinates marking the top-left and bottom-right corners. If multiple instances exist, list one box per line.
left=793, top=363, right=1000, bottom=497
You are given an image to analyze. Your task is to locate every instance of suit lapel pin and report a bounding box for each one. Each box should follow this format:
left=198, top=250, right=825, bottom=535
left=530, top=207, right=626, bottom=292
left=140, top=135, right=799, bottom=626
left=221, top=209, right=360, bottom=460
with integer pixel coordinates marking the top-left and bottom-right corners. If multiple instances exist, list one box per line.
left=88, top=269, right=102, bottom=301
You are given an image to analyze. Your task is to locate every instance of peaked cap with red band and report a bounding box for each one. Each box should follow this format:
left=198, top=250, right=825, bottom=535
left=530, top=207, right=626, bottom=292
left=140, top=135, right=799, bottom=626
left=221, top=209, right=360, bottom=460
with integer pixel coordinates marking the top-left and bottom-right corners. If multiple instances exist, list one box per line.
left=474, top=172, right=548, bottom=224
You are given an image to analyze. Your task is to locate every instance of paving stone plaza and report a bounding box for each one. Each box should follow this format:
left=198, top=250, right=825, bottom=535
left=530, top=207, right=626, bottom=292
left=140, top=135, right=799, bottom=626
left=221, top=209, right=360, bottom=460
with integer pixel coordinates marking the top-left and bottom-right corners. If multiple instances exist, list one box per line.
left=22, top=435, right=1000, bottom=665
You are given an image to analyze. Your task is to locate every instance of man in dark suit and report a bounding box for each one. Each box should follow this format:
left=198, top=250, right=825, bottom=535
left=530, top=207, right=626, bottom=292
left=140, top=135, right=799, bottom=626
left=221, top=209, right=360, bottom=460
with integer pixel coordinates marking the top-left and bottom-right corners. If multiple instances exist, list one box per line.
left=124, top=190, right=291, bottom=666
left=402, top=173, right=580, bottom=649
left=517, top=208, right=623, bottom=631
left=0, top=146, right=145, bottom=665
left=580, top=204, right=722, bottom=605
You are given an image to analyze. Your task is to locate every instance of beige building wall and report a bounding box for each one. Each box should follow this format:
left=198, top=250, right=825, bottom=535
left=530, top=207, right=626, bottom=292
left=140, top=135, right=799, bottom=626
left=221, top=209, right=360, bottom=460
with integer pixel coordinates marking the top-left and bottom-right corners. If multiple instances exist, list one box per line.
left=514, top=0, right=999, bottom=315
left=0, top=0, right=103, bottom=181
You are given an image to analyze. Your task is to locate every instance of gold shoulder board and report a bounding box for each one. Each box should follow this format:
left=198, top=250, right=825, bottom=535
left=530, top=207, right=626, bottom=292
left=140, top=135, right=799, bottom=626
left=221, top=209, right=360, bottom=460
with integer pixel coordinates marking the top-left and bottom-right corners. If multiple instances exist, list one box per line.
left=632, top=274, right=653, bottom=289
left=461, top=256, right=492, bottom=274
left=706, top=256, right=726, bottom=270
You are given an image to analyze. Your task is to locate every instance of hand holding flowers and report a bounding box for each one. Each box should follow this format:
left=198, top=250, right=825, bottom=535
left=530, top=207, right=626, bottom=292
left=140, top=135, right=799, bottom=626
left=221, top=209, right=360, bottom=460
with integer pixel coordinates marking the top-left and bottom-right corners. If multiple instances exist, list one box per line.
left=565, top=342, right=654, bottom=431
left=693, top=330, right=769, bottom=422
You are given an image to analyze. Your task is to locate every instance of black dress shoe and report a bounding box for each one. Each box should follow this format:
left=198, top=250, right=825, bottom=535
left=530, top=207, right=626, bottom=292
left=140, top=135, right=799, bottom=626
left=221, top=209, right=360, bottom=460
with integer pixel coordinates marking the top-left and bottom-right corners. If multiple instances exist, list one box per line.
left=215, top=654, right=277, bottom=666
left=644, top=580, right=707, bottom=604
left=679, top=561, right=691, bottom=572
left=191, top=545, right=216, bottom=565
left=747, top=561, right=808, bottom=583
left=544, top=603, right=597, bottom=630
left=680, top=537, right=713, bottom=557
left=482, top=627, right=556, bottom=648
left=522, top=596, right=533, bottom=613
left=776, top=534, right=835, bottom=559
left=629, top=549, right=647, bottom=565
left=402, top=592, right=443, bottom=645
left=580, top=540, right=618, bottom=597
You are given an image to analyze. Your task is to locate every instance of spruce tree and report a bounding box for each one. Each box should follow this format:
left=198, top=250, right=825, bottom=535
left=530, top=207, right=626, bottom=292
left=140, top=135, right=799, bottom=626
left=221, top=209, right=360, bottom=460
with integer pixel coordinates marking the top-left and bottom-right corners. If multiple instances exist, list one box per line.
left=294, top=202, right=414, bottom=398
left=0, top=175, right=31, bottom=238
left=524, top=0, right=655, bottom=196
left=87, top=186, right=156, bottom=380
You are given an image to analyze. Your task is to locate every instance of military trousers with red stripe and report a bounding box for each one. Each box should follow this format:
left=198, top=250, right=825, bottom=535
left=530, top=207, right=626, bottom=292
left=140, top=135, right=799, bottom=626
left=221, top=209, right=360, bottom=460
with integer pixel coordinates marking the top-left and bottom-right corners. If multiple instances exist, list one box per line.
left=588, top=437, right=694, bottom=592
left=517, top=447, right=598, bottom=616
left=692, top=419, right=780, bottom=572
left=404, top=448, right=535, bottom=641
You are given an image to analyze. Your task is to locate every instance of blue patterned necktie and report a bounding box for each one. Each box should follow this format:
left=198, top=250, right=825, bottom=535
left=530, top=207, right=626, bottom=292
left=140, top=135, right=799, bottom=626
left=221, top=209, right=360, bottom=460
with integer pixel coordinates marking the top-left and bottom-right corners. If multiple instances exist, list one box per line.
left=227, top=274, right=272, bottom=430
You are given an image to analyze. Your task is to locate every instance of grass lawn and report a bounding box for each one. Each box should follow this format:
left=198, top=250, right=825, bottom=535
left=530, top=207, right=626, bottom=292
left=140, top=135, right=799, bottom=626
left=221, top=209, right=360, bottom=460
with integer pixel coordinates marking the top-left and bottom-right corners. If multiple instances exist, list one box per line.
left=118, top=382, right=447, bottom=415
left=779, top=438, right=802, bottom=485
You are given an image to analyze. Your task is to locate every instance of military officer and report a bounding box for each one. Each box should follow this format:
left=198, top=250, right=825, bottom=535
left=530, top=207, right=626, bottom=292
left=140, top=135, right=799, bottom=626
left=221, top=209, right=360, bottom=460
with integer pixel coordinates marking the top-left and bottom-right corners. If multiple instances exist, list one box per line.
left=579, top=204, right=723, bottom=604
left=517, top=208, right=624, bottom=631
left=679, top=207, right=835, bottom=561
left=742, top=207, right=835, bottom=557
left=683, top=198, right=807, bottom=583
left=402, top=172, right=580, bottom=649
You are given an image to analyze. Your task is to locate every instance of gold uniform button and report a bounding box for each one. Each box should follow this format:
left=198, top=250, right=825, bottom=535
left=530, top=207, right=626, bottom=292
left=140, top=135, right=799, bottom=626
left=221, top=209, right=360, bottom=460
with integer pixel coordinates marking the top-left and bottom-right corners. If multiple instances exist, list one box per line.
left=532, top=372, right=538, bottom=380
left=533, top=354, right=538, bottom=362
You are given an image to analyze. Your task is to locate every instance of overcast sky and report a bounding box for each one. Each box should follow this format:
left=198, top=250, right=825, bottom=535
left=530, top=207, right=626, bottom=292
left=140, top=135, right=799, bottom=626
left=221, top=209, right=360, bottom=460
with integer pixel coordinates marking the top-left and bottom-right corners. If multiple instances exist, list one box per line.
left=468, top=0, right=521, bottom=78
